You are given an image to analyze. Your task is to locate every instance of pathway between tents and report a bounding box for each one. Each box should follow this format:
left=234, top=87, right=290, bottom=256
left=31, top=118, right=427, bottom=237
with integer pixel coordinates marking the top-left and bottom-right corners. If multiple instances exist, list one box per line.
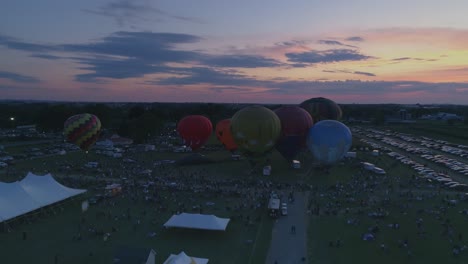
left=265, top=192, right=309, bottom=264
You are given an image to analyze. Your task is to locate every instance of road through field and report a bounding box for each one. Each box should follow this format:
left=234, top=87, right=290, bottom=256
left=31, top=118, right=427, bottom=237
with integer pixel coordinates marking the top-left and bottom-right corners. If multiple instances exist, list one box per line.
left=265, top=192, right=309, bottom=264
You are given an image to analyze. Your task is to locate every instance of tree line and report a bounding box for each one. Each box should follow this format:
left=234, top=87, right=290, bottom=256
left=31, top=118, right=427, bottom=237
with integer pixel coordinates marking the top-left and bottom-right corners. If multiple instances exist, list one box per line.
left=1, top=102, right=467, bottom=143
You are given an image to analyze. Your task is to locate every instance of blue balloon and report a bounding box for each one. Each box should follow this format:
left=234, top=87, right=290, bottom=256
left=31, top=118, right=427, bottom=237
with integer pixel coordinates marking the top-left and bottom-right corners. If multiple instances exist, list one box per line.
left=306, top=120, right=352, bottom=165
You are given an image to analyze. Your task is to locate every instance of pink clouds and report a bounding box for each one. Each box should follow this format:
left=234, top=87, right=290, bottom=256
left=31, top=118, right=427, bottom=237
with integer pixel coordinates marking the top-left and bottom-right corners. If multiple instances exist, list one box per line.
left=357, top=27, right=468, bottom=50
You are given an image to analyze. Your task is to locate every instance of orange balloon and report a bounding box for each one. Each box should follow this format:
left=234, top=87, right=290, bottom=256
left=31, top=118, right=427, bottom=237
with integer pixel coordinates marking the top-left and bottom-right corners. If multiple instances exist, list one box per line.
left=215, top=119, right=238, bottom=151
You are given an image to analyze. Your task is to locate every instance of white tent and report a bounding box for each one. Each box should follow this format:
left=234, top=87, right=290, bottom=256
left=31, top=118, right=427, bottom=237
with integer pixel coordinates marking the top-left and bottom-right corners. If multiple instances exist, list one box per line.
left=19, top=172, right=86, bottom=207
left=163, top=213, right=230, bottom=231
left=0, top=182, right=41, bottom=221
left=163, top=251, right=209, bottom=264
left=0, top=172, right=87, bottom=222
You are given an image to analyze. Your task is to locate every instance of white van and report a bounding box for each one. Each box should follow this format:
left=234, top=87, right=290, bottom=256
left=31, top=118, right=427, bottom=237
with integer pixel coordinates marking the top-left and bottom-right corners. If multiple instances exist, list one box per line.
left=292, top=160, right=301, bottom=169
left=281, top=203, right=288, bottom=216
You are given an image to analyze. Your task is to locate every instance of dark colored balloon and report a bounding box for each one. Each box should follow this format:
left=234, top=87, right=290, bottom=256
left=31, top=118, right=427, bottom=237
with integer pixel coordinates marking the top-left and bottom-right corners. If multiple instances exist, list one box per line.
left=306, top=120, right=352, bottom=165
left=64, top=113, right=102, bottom=151
left=231, top=106, right=281, bottom=157
left=177, top=115, right=213, bottom=151
left=215, top=119, right=237, bottom=151
left=274, top=106, right=314, bottom=161
left=299, top=97, right=342, bottom=122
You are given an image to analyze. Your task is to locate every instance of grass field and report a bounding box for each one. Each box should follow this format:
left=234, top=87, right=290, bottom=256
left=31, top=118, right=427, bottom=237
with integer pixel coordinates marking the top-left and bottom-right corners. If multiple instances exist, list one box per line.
left=2, top=125, right=468, bottom=263
left=0, top=147, right=291, bottom=264
left=306, top=151, right=468, bottom=264
left=0, top=192, right=273, bottom=264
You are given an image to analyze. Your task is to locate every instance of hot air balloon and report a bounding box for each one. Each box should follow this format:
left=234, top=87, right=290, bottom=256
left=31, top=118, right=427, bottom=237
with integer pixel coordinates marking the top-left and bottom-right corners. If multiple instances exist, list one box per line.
left=230, top=106, right=281, bottom=158
left=64, top=113, right=102, bottom=151
left=306, top=120, right=352, bottom=165
left=177, top=115, right=213, bottom=151
left=299, top=97, right=342, bottom=122
left=215, top=119, right=237, bottom=152
left=274, top=106, right=313, bottom=161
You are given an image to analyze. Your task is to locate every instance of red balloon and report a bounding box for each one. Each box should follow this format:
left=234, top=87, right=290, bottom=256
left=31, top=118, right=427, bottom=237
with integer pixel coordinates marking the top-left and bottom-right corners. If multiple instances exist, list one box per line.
left=274, top=106, right=314, bottom=160
left=275, top=106, right=314, bottom=137
left=177, top=115, right=213, bottom=151
left=215, top=119, right=237, bottom=151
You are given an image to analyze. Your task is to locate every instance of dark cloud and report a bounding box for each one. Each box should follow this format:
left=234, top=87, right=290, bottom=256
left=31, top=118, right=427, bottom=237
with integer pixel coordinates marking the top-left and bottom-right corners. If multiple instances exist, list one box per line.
left=275, top=40, right=310, bottom=47
left=1, top=31, right=287, bottom=82
left=319, top=40, right=344, bottom=46
left=62, top=31, right=202, bottom=63
left=61, top=32, right=286, bottom=81
left=0, top=31, right=373, bottom=83
left=154, top=67, right=266, bottom=86
left=0, top=71, right=40, bottom=83
left=83, top=0, right=204, bottom=27
left=0, top=84, right=14, bottom=90
left=286, top=49, right=374, bottom=65
left=322, top=69, right=376, bottom=76
left=72, top=57, right=177, bottom=82
left=318, top=40, right=357, bottom=48
left=29, top=54, right=62, bottom=60
left=353, top=71, right=376, bottom=77
left=345, top=36, right=364, bottom=42
left=392, top=57, right=425, bottom=61
left=201, top=54, right=284, bottom=68
left=392, top=57, right=412, bottom=61
left=288, top=63, right=310, bottom=68
left=0, top=35, right=57, bottom=53
left=391, top=57, right=438, bottom=63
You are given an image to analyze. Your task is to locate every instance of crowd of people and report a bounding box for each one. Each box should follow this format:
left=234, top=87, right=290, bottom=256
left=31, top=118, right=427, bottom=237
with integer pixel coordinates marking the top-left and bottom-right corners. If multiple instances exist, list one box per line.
left=4, top=145, right=468, bottom=262
left=306, top=160, right=468, bottom=259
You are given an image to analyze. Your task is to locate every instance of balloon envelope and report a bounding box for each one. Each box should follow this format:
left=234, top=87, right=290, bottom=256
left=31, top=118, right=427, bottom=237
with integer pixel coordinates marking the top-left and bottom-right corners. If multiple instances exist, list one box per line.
left=215, top=119, right=237, bottom=151
left=231, top=106, right=281, bottom=157
left=306, top=120, right=352, bottom=165
left=64, top=113, right=102, bottom=151
left=299, top=97, right=342, bottom=122
left=177, top=115, right=213, bottom=151
left=274, top=106, right=313, bottom=161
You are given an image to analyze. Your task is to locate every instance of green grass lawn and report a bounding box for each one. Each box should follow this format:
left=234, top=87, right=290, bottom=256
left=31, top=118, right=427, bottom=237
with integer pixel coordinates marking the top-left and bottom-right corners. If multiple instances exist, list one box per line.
left=305, top=150, right=468, bottom=264
left=2, top=123, right=468, bottom=264
left=0, top=147, right=291, bottom=264
left=0, top=193, right=272, bottom=264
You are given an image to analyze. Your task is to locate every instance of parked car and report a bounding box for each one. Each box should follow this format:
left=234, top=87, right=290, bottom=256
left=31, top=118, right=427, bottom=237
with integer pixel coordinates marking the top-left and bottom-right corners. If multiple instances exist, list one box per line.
left=281, top=203, right=288, bottom=216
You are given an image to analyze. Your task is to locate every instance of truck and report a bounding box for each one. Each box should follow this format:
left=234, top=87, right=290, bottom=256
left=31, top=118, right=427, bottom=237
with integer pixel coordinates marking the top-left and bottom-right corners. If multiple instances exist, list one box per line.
left=268, top=192, right=280, bottom=218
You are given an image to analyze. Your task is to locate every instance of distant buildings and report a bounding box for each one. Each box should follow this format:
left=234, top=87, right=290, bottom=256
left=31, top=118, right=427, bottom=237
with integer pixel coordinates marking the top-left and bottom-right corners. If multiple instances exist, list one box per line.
left=385, top=109, right=415, bottom=124
left=399, top=109, right=411, bottom=120
left=96, top=134, right=134, bottom=148
left=420, top=112, right=464, bottom=121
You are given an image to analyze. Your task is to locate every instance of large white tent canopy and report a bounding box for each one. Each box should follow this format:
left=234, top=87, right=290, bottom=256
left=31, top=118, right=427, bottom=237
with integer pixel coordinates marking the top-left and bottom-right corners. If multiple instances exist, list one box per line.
left=0, top=182, right=41, bottom=222
left=163, top=251, right=209, bottom=264
left=0, top=172, right=86, bottom=222
left=163, top=213, right=230, bottom=231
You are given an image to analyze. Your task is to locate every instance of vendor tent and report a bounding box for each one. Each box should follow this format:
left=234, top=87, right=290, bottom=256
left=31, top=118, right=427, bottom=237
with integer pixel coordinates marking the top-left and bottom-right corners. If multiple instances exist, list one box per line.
left=19, top=172, right=86, bottom=207
left=0, top=172, right=87, bottom=222
left=0, top=182, right=41, bottom=222
left=163, top=213, right=230, bottom=231
left=163, top=251, right=209, bottom=264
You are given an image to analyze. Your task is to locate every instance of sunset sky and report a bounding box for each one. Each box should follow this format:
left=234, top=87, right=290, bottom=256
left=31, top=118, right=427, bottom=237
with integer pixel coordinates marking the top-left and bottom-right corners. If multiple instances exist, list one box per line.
left=1, top=0, right=468, bottom=104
